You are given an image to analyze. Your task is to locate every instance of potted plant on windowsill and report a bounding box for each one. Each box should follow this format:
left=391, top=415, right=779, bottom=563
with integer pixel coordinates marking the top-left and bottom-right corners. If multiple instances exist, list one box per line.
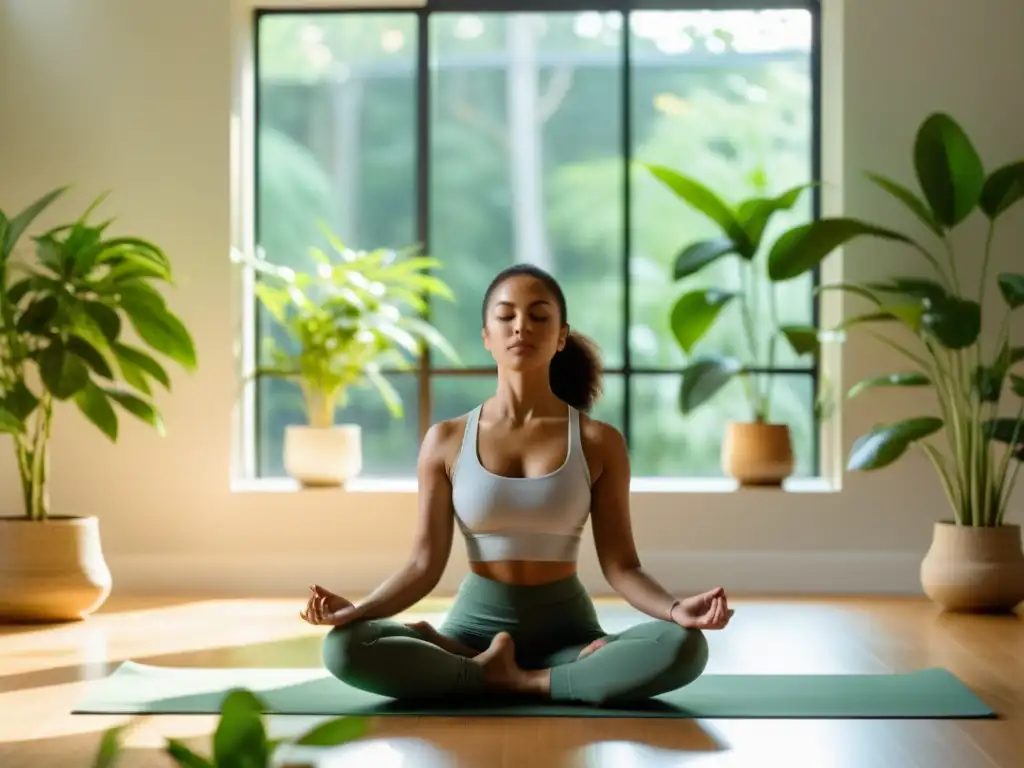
left=237, top=230, right=458, bottom=488
left=640, top=165, right=847, bottom=487
left=0, top=187, right=197, bottom=622
left=798, top=112, right=1024, bottom=612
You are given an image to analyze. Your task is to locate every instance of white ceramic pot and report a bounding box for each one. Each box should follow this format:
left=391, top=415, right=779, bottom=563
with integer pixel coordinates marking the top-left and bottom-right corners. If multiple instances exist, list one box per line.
left=284, top=424, right=363, bottom=488
left=0, top=515, right=113, bottom=622
left=920, top=521, right=1024, bottom=613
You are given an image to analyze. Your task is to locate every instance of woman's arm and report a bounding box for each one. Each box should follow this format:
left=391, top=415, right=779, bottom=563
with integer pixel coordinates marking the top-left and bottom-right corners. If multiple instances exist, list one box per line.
left=349, top=421, right=457, bottom=620
left=586, top=422, right=680, bottom=621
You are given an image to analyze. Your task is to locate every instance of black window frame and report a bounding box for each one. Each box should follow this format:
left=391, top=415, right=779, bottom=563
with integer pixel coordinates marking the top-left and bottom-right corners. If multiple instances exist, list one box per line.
left=251, top=0, right=824, bottom=477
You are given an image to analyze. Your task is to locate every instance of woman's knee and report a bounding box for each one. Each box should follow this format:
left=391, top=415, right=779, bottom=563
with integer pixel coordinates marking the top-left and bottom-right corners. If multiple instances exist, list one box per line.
left=660, top=624, right=709, bottom=686
left=320, top=620, right=382, bottom=682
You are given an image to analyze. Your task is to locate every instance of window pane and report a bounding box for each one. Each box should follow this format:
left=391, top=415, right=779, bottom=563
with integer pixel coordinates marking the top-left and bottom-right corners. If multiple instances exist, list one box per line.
left=257, top=374, right=420, bottom=479
left=428, top=12, right=624, bottom=369
left=629, top=373, right=816, bottom=479
left=430, top=371, right=624, bottom=436
left=255, top=13, right=419, bottom=477
left=627, top=10, right=816, bottom=371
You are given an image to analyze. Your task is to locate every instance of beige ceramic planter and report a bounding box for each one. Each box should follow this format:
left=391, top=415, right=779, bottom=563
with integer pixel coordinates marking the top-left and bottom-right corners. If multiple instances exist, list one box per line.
left=0, top=516, right=113, bottom=622
left=721, top=421, right=795, bottom=487
left=284, top=424, right=363, bottom=488
left=920, top=522, right=1024, bottom=613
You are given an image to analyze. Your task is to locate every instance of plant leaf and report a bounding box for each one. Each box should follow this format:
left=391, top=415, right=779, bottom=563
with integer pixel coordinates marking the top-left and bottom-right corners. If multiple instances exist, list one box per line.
left=736, top=182, right=815, bottom=249
left=678, top=356, right=743, bottom=415
left=294, top=715, right=369, bottom=746
left=847, top=372, right=930, bottom=400
left=212, top=689, right=268, bottom=768
left=980, top=160, right=1024, bottom=219
left=1, top=186, right=67, bottom=258
left=2, top=382, right=39, bottom=421
left=0, top=407, right=24, bottom=434
left=814, top=282, right=883, bottom=306
left=983, top=417, right=1024, bottom=446
left=68, top=337, right=114, bottom=379
left=997, top=273, right=1024, bottom=309
left=669, top=290, right=736, bottom=354
left=92, top=722, right=136, bottom=768
left=767, top=218, right=912, bottom=282
left=866, top=172, right=945, bottom=238
left=74, top=380, right=118, bottom=441
left=364, top=366, right=403, bottom=418
left=863, top=277, right=949, bottom=303
left=1009, top=374, right=1024, bottom=398
left=164, top=739, right=215, bottom=768
left=642, top=164, right=753, bottom=256
left=120, top=292, right=197, bottom=371
left=671, top=237, right=739, bottom=281
left=847, top=416, right=944, bottom=470
left=104, top=388, right=165, bottom=435
left=779, top=324, right=820, bottom=357
left=913, top=112, right=984, bottom=227
left=114, top=342, right=171, bottom=391
left=38, top=341, right=90, bottom=400
left=922, top=296, right=981, bottom=349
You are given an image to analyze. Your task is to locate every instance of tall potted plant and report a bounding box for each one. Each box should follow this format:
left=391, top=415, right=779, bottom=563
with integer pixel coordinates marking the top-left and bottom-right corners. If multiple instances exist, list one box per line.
left=640, top=165, right=834, bottom=486
left=0, top=187, right=198, bottom=622
left=238, top=231, right=458, bottom=488
left=777, top=112, right=1024, bottom=612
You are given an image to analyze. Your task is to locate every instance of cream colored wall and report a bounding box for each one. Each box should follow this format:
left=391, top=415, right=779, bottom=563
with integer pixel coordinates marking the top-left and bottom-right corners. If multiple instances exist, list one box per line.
left=1, top=0, right=1021, bottom=598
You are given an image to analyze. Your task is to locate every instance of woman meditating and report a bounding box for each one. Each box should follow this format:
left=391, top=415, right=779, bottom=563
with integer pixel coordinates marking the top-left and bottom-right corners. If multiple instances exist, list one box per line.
left=301, top=264, right=732, bottom=706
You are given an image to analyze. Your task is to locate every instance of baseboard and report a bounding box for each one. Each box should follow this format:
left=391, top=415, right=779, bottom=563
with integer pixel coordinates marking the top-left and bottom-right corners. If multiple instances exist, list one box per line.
left=107, top=550, right=925, bottom=598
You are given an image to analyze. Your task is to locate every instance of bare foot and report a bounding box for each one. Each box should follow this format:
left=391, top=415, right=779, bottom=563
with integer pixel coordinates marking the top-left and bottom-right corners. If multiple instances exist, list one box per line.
left=406, top=620, right=478, bottom=658
left=577, top=638, right=609, bottom=660
left=471, top=632, right=550, bottom=696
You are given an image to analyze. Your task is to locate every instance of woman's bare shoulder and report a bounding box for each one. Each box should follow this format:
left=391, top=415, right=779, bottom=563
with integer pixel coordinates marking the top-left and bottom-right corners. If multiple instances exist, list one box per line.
left=578, top=412, right=629, bottom=480
left=420, top=412, right=472, bottom=476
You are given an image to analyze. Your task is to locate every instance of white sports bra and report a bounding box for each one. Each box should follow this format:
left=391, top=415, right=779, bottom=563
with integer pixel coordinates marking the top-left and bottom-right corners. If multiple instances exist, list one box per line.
left=450, top=404, right=592, bottom=563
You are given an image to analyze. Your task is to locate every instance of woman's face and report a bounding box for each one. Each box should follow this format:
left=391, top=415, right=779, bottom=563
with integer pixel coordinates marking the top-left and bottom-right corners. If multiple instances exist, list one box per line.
left=482, top=275, right=568, bottom=372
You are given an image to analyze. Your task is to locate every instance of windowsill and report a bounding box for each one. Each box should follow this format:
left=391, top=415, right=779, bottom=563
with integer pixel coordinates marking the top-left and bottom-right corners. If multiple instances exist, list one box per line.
left=231, top=476, right=838, bottom=494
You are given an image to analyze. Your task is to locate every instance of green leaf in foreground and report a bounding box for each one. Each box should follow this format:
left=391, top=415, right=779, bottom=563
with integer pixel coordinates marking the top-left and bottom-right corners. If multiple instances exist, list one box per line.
left=294, top=715, right=369, bottom=746
left=847, top=417, right=944, bottom=471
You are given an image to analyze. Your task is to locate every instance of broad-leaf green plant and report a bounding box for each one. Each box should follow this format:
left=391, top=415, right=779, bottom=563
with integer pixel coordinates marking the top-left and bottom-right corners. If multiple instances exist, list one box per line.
left=773, top=112, right=1024, bottom=527
left=0, top=187, right=197, bottom=521
left=639, top=165, right=832, bottom=422
left=236, top=230, right=458, bottom=428
left=93, top=688, right=368, bottom=767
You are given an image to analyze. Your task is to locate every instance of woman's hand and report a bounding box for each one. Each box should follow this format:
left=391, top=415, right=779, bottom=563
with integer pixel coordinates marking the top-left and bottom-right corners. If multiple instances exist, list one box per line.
left=670, top=586, right=733, bottom=630
left=300, top=584, right=361, bottom=627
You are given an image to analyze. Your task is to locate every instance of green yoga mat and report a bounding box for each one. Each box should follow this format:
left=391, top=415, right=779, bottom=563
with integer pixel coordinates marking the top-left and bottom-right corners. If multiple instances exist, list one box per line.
left=73, top=661, right=994, bottom=719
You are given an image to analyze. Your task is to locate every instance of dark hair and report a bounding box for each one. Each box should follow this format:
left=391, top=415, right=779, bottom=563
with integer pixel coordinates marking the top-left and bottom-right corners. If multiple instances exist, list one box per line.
left=481, top=263, right=603, bottom=412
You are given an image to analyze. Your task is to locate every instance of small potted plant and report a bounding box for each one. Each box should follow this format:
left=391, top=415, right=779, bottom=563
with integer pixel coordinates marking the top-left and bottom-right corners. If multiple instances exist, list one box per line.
left=94, top=687, right=368, bottom=766
left=802, top=112, right=1024, bottom=612
left=640, top=164, right=839, bottom=487
left=238, top=231, right=458, bottom=488
left=0, top=187, right=197, bottom=622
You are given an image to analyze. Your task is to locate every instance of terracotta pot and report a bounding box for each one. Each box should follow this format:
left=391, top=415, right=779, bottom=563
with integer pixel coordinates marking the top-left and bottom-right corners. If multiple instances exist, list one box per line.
left=284, top=424, right=363, bottom=488
left=0, top=515, right=113, bottom=622
left=721, top=421, right=795, bottom=487
left=920, top=521, right=1024, bottom=613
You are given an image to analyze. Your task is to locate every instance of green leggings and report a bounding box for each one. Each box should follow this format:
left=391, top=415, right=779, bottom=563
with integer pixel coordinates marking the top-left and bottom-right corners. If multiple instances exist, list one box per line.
left=322, top=572, right=708, bottom=706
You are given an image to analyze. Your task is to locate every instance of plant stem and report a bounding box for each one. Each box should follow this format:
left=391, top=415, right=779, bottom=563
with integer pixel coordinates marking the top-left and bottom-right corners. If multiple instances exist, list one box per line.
left=994, top=401, right=1024, bottom=526
left=978, top=220, right=995, bottom=312
left=762, top=277, right=779, bottom=422
left=737, top=261, right=763, bottom=420
left=942, top=236, right=962, bottom=296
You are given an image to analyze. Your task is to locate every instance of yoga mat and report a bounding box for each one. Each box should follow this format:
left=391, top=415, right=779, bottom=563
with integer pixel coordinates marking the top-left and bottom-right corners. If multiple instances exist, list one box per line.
left=73, top=661, right=995, bottom=719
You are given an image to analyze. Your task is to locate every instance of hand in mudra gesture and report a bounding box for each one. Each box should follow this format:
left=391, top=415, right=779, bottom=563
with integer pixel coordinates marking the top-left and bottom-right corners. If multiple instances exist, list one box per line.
left=300, top=585, right=359, bottom=627
left=670, top=586, right=733, bottom=630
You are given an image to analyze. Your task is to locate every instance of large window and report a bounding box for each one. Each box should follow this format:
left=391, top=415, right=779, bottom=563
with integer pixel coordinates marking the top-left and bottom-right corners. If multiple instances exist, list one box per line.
left=252, top=1, right=821, bottom=481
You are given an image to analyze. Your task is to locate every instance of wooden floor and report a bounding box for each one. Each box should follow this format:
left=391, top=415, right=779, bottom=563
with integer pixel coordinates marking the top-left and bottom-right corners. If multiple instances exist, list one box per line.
left=0, top=595, right=1021, bottom=768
